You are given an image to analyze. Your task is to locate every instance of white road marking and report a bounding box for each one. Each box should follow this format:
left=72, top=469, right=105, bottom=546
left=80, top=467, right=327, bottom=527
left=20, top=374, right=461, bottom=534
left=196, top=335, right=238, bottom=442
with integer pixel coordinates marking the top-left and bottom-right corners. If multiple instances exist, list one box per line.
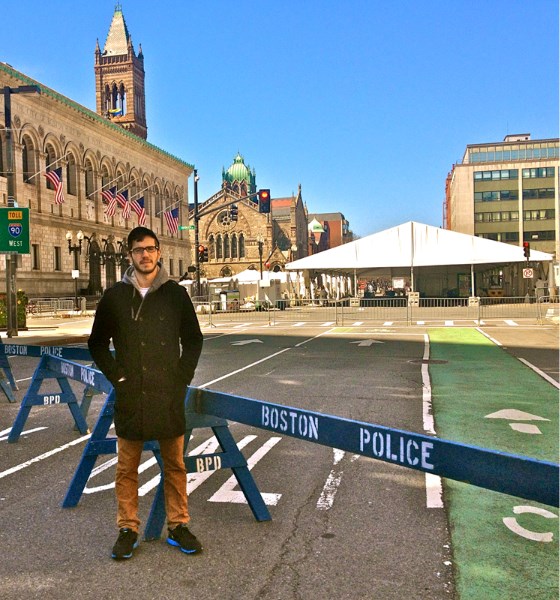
left=505, top=320, right=518, bottom=326
left=293, top=322, right=306, bottom=327
left=0, top=432, right=92, bottom=480
left=416, top=321, right=425, bottom=325
left=383, top=321, right=393, bottom=326
left=509, top=423, right=542, bottom=434
left=476, top=327, right=502, bottom=346
left=352, top=321, right=364, bottom=326
left=316, top=449, right=359, bottom=510
left=422, top=333, right=443, bottom=508
left=517, top=357, right=560, bottom=389
left=503, top=506, right=558, bottom=542
left=321, top=322, right=335, bottom=327
left=208, top=436, right=282, bottom=505
left=445, top=320, right=454, bottom=327
left=0, top=426, right=48, bottom=442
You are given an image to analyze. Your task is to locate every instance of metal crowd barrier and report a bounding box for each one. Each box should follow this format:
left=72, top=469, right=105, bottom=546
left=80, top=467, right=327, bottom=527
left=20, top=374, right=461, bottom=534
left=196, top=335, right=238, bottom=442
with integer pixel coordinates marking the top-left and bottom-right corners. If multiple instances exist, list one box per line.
left=191, top=295, right=549, bottom=326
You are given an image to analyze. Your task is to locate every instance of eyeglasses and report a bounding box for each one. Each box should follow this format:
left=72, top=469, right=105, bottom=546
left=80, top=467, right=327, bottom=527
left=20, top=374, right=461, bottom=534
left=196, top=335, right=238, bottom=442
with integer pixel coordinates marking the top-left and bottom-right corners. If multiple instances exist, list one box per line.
left=130, top=246, right=159, bottom=256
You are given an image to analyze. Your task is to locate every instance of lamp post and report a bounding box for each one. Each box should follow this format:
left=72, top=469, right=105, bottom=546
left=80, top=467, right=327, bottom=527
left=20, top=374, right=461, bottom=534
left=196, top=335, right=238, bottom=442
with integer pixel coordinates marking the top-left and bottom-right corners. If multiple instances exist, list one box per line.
left=291, top=244, right=298, bottom=261
left=193, top=169, right=201, bottom=297
left=66, top=230, right=83, bottom=311
left=4, top=84, right=41, bottom=337
left=257, top=235, right=264, bottom=280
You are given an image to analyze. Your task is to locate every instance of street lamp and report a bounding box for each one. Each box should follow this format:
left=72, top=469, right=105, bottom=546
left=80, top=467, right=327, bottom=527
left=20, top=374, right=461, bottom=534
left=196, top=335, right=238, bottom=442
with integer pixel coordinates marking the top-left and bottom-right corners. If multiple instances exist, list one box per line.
left=257, top=235, right=264, bottom=280
left=4, top=84, right=41, bottom=337
left=291, top=244, right=298, bottom=261
left=66, top=230, right=84, bottom=311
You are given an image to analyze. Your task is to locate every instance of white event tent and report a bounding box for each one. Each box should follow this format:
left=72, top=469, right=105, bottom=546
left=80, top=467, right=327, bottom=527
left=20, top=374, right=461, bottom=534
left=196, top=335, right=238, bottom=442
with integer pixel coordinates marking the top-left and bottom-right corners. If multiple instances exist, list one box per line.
left=285, top=221, right=553, bottom=297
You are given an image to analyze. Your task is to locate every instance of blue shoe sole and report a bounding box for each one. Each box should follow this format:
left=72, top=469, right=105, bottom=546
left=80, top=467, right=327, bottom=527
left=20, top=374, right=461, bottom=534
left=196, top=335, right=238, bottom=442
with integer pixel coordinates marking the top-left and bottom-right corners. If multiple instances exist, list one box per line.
left=166, top=537, right=199, bottom=554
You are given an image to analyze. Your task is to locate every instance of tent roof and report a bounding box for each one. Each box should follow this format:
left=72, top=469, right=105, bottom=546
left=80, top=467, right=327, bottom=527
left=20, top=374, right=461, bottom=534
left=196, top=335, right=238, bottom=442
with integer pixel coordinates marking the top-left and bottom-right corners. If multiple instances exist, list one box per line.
left=286, top=221, right=553, bottom=271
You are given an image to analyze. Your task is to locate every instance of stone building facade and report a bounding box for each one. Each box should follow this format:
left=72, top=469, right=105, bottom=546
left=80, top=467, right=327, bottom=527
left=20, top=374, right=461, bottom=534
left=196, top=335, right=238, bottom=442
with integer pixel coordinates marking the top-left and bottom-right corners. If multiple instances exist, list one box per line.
left=0, top=7, right=193, bottom=300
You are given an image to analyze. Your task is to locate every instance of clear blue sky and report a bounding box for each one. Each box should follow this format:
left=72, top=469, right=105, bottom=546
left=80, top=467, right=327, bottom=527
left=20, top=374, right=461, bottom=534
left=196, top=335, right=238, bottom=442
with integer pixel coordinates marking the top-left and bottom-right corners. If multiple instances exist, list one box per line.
left=3, top=0, right=558, bottom=237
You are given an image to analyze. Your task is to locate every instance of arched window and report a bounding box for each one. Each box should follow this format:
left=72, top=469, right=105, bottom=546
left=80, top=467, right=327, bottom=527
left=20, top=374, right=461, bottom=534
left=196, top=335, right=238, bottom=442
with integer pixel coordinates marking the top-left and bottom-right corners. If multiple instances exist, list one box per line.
left=66, top=154, right=78, bottom=196
left=85, top=159, right=95, bottom=198
left=22, top=137, right=35, bottom=184
left=216, top=234, right=223, bottom=259
left=209, top=235, right=215, bottom=260
left=223, top=234, right=230, bottom=259
left=232, top=182, right=239, bottom=194
left=239, top=233, right=245, bottom=258
left=119, top=83, right=126, bottom=114
left=231, top=234, right=238, bottom=258
left=0, top=137, right=4, bottom=176
left=44, top=145, right=58, bottom=189
left=104, top=85, right=111, bottom=113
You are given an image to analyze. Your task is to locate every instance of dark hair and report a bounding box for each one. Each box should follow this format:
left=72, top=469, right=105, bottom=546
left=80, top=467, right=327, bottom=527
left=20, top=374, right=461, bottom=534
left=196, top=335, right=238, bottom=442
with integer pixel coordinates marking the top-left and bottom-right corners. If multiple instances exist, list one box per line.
left=127, top=226, right=159, bottom=249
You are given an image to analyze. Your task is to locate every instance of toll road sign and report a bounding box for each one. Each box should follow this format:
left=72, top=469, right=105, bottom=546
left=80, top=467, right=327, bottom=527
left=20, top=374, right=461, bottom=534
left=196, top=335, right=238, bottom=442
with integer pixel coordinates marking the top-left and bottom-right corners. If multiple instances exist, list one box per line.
left=0, top=207, right=30, bottom=254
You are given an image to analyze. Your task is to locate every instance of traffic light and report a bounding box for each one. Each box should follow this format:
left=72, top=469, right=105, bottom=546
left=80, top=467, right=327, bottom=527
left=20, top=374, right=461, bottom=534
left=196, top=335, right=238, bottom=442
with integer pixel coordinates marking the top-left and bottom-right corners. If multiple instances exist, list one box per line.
left=230, top=204, right=238, bottom=221
left=523, top=241, right=530, bottom=260
left=258, top=189, right=271, bottom=214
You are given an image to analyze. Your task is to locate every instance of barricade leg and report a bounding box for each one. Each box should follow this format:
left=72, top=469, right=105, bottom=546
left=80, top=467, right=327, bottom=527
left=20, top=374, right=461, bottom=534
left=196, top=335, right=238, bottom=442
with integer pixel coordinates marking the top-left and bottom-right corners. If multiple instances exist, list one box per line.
left=0, top=352, right=19, bottom=392
left=0, top=373, right=16, bottom=403
left=8, top=356, right=89, bottom=442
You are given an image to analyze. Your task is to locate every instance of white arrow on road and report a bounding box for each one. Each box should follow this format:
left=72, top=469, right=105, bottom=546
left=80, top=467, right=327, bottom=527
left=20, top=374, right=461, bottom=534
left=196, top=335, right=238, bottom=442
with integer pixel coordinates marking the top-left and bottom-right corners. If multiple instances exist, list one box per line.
left=485, top=409, right=550, bottom=435
left=231, top=339, right=264, bottom=346
left=350, top=340, right=384, bottom=347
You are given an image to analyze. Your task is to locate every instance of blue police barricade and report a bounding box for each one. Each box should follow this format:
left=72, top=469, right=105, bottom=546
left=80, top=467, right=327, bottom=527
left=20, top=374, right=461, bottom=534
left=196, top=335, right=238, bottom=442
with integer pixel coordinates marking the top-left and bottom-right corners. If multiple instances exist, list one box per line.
left=0, top=339, right=20, bottom=402
left=52, top=355, right=557, bottom=541
left=5, top=345, right=95, bottom=442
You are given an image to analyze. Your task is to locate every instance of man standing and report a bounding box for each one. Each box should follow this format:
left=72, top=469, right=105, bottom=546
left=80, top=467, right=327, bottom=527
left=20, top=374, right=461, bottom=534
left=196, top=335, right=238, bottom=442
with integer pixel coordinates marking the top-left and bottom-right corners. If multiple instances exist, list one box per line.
left=88, top=226, right=204, bottom=560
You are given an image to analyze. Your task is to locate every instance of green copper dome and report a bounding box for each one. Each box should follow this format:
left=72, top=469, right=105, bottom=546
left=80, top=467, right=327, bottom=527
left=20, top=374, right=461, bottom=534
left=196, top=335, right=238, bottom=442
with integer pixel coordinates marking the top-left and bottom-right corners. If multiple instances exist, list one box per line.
left=223, top=153, right=255, bottom=186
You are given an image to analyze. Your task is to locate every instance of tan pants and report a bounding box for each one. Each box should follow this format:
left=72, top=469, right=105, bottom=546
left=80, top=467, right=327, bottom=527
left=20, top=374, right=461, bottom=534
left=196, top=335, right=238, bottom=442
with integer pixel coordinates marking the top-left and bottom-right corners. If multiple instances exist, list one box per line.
left=115, top=435, right=189, bottom=532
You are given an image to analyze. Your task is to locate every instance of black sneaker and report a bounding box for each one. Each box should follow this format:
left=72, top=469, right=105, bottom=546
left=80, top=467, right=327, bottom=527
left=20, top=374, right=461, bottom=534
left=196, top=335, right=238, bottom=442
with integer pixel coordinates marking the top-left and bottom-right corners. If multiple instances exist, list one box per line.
left=166, top=524, right=202, bottom=554
left=111, top=528, right=139, bottom=560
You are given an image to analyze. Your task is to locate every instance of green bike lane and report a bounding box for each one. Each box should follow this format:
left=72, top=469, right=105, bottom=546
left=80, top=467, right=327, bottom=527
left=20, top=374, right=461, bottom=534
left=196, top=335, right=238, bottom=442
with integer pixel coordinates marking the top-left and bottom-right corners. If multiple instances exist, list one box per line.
left=429, top=328, right=559, bottom=600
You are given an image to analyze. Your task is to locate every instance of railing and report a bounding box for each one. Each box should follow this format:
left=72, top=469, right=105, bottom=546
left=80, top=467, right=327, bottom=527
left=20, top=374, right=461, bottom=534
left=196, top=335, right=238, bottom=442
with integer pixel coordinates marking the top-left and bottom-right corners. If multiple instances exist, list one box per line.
left=190, top=295, right=557, bottom=326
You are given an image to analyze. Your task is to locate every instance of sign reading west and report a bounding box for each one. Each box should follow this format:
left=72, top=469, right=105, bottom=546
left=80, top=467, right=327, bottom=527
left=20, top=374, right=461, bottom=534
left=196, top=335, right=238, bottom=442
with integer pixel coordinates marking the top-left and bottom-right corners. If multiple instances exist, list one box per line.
left=0, top=207, right=30, bottom=254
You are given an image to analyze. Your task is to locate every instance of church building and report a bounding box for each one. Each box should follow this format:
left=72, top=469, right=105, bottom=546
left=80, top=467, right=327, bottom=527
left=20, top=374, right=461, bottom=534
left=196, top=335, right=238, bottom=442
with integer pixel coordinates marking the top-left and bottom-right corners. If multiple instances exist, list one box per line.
left=194, top=153, right=309, bottom=280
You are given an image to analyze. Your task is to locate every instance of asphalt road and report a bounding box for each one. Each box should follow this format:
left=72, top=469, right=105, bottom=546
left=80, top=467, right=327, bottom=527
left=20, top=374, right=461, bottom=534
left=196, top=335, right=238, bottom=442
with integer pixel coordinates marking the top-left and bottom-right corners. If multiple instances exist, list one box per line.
left=0, top=320, right=557, bottom=600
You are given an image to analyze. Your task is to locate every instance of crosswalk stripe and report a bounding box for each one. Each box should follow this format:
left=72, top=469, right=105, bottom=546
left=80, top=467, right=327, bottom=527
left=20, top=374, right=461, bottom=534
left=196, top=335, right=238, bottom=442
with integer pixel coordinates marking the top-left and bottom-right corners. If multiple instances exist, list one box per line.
left=445, top=321, right=454, bottom=326
left=321, top=322, right=335, bottom=327
left=505, top=320, right=518, bottom=326
left=353, top=321, right=364, bottom=326
left=383, top=321, right=393, bottom=326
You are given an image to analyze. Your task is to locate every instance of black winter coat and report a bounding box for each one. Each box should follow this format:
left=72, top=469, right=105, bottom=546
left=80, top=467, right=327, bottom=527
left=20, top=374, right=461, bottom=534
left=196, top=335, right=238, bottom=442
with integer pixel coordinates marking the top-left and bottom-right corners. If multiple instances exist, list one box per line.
left=88, top=278, right=203, bottom=441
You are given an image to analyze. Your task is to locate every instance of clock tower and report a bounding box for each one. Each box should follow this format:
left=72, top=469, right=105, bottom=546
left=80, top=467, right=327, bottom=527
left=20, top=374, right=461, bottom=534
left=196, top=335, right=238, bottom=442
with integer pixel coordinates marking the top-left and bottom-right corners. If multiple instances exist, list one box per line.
left=95, top=4, right=148, bottom=139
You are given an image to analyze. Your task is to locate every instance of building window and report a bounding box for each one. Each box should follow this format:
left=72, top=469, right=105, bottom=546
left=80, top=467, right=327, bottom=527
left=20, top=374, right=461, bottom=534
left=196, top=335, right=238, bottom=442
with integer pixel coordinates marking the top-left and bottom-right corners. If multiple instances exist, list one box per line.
left=474, top=190, right=518, bottom=202
left=54, top=246, right=62, bottom=271
left=523, top=230, right=556, bottom=241
left=231, top=234, right=238, bottom=258
left=32, top=244, right=40, bottom=270
left=178, top=259, right=184, bottom=276
left=216, top=234, right=223, bottom=259
left=522, top=167, right=555, bottom=178
left=523, top=209, right=555, bottom=221
left=169, top=257, right=174, bottom=276
left=239, top=233, right=245, bottom=258
left=522, top=188, right=555, bottom=200
left=474, top=169, right=518, bottom=181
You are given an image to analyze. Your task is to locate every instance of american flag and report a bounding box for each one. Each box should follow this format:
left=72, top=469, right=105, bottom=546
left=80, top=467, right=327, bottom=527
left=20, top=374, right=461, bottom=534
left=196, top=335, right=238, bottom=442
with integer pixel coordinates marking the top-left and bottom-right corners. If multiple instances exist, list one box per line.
left=164, top=207, right=179, bottom=235
left=116, top=189, right=129, bottom=218
left=102, top=187, right=117, bottom=217
left=44, top=167, right=64, bottom=204
left=131, top=197, right=146, bottom=226
left=101, top=187, right=115, bottom=205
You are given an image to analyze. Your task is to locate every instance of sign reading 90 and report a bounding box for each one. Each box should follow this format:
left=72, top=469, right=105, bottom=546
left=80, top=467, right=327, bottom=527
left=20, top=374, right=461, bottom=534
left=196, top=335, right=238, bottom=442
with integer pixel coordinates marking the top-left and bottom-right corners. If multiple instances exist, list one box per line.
left=9, top=223, right=23, bottom=237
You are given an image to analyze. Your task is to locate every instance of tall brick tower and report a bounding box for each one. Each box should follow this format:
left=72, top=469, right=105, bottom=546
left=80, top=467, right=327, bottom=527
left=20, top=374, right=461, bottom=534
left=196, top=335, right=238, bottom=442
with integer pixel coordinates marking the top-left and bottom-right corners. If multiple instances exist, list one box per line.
left=95, top=4, right=147, bottom=139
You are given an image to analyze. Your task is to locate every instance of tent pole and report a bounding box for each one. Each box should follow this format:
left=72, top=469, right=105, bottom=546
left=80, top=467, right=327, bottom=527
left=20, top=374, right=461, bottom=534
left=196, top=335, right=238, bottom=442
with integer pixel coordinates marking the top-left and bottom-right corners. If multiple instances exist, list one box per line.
left=471, top=264, right=475, bottom=296
left=354, top=269, right=357, bottom=296
left=410, top=266, right=414, bottom=292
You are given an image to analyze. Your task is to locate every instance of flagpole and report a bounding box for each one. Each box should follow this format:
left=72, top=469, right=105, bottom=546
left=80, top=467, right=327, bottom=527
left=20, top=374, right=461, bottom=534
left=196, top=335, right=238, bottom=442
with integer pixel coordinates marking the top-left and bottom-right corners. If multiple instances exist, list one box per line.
left=26, top=152, right=71, bottom=181
left=87, top=175, right=120, bottom=198
left=128, top=183, right=154, bottom=201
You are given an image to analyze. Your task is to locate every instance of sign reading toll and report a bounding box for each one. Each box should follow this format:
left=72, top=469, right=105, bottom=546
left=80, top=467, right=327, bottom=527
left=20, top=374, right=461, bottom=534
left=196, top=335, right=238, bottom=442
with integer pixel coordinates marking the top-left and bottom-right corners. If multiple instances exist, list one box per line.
left=0, top=207, right=30, bottom=254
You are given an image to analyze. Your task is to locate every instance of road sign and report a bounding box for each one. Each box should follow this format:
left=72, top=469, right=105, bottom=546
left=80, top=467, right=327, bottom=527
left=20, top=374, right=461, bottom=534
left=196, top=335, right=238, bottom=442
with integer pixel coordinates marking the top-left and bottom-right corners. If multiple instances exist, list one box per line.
left=0, top=207, right=30, bottom=254
left=178, top=225, right=195, bottom=230
left=523, top=268, right=534, bottom=279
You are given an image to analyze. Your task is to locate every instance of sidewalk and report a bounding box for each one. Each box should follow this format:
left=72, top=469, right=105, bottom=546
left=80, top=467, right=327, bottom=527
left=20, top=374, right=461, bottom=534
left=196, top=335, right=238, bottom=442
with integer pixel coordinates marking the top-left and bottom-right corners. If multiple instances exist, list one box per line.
left=1, top=314, right=94, bottom=346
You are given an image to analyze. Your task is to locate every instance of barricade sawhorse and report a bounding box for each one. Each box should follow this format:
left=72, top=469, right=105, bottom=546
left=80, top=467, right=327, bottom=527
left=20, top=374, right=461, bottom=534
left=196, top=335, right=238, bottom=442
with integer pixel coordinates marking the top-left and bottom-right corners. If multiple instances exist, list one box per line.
left=4, top=345, right=100, bottom=442
left=0, top=339, right=21, bottom=402
left=28, top=355, right=556, bottom=541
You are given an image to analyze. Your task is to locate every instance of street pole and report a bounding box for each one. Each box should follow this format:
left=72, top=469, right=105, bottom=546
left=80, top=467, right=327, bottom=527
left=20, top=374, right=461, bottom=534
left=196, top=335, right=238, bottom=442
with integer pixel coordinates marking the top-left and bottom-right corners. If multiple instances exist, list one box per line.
left=257, top=235, right=264, bottom=280
left=3, top=85, right=40, bottom=337
left=193, top=169, right=201, bottom=297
